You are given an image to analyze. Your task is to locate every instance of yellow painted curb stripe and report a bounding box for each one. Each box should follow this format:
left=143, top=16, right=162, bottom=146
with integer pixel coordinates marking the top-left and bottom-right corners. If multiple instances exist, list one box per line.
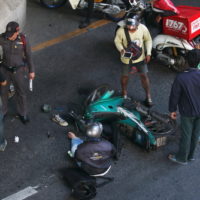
left=32, top=19, right=110, bottom=52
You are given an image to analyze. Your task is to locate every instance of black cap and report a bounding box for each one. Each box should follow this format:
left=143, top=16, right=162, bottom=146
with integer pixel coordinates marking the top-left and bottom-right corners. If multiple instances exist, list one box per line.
left=5, top=21, right=19, bottom=38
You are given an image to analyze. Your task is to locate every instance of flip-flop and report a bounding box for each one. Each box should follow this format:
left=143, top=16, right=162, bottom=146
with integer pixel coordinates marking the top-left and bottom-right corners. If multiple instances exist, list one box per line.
left=168, top=154, right=188, bottom=165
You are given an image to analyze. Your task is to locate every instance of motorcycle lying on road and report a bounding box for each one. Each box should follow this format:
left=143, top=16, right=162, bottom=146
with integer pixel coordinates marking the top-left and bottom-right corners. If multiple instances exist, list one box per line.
left=117, top=0, right=200, bottom=72
left=40, top=0, right=127, bottom=16
left=67, top=85, right=176, bottom=159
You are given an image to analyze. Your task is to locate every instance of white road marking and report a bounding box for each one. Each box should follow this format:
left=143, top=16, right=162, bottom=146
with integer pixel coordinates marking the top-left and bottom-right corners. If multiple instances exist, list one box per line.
left=2, top=186, right=39, bottom=200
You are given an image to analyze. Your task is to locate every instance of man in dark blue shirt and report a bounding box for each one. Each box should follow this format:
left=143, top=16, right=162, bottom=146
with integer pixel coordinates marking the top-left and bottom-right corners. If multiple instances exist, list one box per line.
left=168, top=49, right=200, bottom=165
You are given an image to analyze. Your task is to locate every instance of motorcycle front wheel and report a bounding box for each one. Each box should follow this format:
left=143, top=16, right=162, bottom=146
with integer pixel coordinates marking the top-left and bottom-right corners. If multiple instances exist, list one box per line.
left=40, top=0, right=67, bottom=8
left=84, top=84, right=110, bottom=107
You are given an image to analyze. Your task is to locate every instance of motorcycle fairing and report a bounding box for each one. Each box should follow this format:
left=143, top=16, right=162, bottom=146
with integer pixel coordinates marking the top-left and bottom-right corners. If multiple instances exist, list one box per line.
left=152, top=34, right=194, bottom=50
left=84, top=92, right=141, bottom=127
left=152, top=0, right=180, bottom=14
left=85, top=96, right=124, bottom=118
left=84, top=90, right=156, bottom=148
left=117, top=107, right=156, bottom=145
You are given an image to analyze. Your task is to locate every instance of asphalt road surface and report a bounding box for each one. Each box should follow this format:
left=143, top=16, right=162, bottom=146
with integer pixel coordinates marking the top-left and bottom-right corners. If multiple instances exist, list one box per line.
left=0, top=0, right=200, bottom=200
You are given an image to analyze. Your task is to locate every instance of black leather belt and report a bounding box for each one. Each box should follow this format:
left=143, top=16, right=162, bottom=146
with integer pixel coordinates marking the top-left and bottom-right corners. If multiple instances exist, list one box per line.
left=2, top=64, right=24, bottom=73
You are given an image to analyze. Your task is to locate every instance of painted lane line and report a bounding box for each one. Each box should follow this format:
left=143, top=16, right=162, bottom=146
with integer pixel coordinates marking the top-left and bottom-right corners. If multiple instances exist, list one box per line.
left=31, top=9, right=125, bottom=52
left=31, top=19, right=110, bottom=52
left=2, top=186, right=38, bottom=200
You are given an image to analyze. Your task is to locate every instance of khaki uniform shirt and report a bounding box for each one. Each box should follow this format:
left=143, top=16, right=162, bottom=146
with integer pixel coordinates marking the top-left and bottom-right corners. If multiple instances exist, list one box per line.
left=0, top=33, right=35, bottom=73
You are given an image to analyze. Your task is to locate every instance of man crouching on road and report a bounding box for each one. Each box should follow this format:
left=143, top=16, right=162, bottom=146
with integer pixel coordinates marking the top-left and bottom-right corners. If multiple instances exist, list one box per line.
left=114, top=16, right=153, bottom=107
left=68, top=122, right=116, bottom=176
left=0, top=21, right=35, bottom=124
left=168, top=49, right=200, bottom=165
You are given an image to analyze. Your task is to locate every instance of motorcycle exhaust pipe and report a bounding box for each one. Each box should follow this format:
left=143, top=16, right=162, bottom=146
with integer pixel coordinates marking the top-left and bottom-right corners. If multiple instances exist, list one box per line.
left=156, top=53, right=175, bottom=66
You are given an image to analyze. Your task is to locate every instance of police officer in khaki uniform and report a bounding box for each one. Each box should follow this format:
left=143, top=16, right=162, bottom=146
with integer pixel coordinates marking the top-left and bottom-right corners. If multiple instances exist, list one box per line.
left=0, top=21, right=35, bottom=124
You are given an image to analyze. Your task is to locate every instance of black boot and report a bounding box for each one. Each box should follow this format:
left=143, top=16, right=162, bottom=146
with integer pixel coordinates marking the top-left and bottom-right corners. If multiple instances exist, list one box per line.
left=79, top=20, right=90, bottom=29
left=18, top=114, right=30, bottom=124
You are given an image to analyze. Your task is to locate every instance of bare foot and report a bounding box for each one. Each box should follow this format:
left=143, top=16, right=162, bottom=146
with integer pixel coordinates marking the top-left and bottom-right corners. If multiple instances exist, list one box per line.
left=68, top=132, right=77, bottom=139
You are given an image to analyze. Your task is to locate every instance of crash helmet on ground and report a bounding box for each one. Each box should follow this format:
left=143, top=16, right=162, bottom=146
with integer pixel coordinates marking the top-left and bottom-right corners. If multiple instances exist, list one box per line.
left=86, top=122, right=103, bottom=138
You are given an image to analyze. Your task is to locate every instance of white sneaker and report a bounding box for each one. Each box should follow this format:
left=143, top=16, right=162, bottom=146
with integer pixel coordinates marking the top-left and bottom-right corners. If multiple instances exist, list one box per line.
left=0, top=139, right=7, bottom=152
left=52, top=114, right=68, bottom=127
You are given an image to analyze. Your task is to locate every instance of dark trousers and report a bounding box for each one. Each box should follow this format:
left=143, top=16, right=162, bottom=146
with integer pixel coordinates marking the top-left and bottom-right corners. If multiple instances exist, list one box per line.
left=0, top=67, right=28, bottom=116
left=85, top=0, right=94, bottom=22
left=0, top=98, right=4, bottom=145
left=176, top=116, right=200, bottom=162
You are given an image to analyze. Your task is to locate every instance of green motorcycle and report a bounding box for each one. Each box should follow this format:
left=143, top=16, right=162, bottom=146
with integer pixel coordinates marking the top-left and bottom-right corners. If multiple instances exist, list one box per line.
left=69, top=84, right=176, bottom=158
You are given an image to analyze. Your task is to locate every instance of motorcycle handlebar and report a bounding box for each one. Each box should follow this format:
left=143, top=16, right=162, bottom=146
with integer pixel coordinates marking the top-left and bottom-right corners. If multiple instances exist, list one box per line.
left=92, top=112, right=126, bottom=121
left=149, top=111, right=170, bottom=124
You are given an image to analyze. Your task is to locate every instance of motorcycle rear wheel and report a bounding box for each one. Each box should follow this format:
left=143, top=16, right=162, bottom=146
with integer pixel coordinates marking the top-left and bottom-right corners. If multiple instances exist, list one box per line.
left=144, top=117, right=176, bottom=137
left=128, top=101, right=177, bottom=136
left=171, top=55, right=187, bottom=72
left=40, top=0, right=67, bottom=8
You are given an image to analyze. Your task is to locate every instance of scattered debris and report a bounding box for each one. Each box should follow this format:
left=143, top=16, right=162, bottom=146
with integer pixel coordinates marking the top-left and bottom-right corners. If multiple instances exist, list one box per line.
left=41, top=104, right=52, bottom=113
left=14, top=136, right=19, bottom=143
left=52, top=114, right=68, bottom=127
left=47, top=131, right=51, bottom=138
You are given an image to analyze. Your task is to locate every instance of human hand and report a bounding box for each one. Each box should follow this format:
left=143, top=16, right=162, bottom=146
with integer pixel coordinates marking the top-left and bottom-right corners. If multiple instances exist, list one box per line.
left=29, top=72, right=35, bottom=80
left=121, top=49, right=125, bottom=56
left=145, top=55, right=151, bottom=63
left=68, top=132, right=77, bottom=139
left=195, top=43, right=200, bottom=49
left=1, top=80, right=7, bottom=86
left=170, top=112, right=177, bottom=120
